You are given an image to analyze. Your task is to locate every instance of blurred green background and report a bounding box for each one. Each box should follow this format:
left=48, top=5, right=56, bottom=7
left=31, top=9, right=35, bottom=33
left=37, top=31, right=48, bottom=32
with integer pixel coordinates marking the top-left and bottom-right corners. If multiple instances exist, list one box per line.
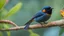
left=1, top=0, right=64, bottom=36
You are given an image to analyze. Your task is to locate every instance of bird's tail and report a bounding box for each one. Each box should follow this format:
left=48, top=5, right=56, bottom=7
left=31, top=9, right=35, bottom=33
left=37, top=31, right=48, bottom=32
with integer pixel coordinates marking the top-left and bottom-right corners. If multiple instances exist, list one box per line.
left=24, top=24, right=30, bottom=30
left=24, top=18, right=34, bottom=30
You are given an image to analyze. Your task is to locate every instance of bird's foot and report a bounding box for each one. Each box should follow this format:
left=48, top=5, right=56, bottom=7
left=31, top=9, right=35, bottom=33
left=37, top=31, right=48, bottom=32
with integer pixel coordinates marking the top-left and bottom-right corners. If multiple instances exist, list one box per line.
left=39, top=23, right=42, bottom=25
left=43, top=22, right=48, bottom=24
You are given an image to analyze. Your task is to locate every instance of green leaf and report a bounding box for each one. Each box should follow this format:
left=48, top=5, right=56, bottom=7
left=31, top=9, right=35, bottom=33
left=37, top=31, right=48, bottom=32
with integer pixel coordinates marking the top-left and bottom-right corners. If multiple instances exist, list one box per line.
left=0, top=32, right=3, bottom=36
left=4, top=2, right=22, bottom=18
left=7, top=31, right=11, bottom=36
left=3, top=24, right=10, bottom=36
left=28, top=30, right=40, bottom=36
left=59, top=28, right=64, bottom=36
left=0, top=0, right=6, bottom=10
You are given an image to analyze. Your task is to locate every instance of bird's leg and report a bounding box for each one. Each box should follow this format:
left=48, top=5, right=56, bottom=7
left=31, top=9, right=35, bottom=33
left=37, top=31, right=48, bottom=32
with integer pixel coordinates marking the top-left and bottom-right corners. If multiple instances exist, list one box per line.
left=38, top=22, right=45, bottom=27
left=43, top=21, right=48, bottom=24
left=38, top=22, right=48, bottom=27
left=39, top=22, right=43, bottom=25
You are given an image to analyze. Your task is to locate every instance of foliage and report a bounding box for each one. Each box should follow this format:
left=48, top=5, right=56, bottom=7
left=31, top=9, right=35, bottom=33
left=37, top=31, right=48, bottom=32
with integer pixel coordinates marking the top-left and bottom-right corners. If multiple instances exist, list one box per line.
left=4, top=2, right=22, bottom=18
left=0, top=0, right=22, bottom=36
left=29, top=30, right=40, bottom=36
left=0, top=0, right=6, bottom=10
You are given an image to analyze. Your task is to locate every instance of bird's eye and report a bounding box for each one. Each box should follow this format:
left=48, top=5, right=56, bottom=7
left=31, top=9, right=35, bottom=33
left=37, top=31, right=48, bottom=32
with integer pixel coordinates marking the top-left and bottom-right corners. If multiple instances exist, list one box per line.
left=42, top=9, right=46, bottom=12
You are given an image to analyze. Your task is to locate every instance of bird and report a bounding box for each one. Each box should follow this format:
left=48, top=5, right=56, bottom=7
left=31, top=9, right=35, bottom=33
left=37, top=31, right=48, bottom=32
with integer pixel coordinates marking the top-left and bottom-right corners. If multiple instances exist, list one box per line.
left=24, top=6, right=53, bottom=30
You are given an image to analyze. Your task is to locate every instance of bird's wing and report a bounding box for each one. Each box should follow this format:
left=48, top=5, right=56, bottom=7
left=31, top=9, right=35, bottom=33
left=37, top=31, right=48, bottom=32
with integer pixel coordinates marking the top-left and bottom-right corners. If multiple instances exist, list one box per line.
left=34, top=12, right=44, bottom=18
left=25, top=12, right=44, bottom=25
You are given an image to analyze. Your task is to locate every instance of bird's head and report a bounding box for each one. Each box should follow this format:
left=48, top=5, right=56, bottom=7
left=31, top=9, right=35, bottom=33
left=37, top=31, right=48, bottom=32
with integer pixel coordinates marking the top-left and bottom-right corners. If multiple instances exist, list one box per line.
left=42, top=6, right=53, bottom=15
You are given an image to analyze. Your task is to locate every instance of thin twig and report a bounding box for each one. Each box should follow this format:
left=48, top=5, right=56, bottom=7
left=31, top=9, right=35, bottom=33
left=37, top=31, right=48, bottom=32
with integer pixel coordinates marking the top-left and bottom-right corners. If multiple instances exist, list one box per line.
left=0, top=20, right=18, bottom=27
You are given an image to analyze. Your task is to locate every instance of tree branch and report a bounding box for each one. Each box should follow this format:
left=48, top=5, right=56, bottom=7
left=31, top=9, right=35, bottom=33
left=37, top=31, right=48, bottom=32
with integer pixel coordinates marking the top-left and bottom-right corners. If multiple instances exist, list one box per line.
left=0, top=19, right=64, bottom=31
left=0, top=20, right=18, bottom=27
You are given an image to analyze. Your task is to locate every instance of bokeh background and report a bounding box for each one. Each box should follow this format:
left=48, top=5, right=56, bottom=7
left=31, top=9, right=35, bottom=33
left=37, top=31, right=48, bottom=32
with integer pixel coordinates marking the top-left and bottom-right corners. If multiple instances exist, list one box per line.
left=1, top=0, right=64, bottom=36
